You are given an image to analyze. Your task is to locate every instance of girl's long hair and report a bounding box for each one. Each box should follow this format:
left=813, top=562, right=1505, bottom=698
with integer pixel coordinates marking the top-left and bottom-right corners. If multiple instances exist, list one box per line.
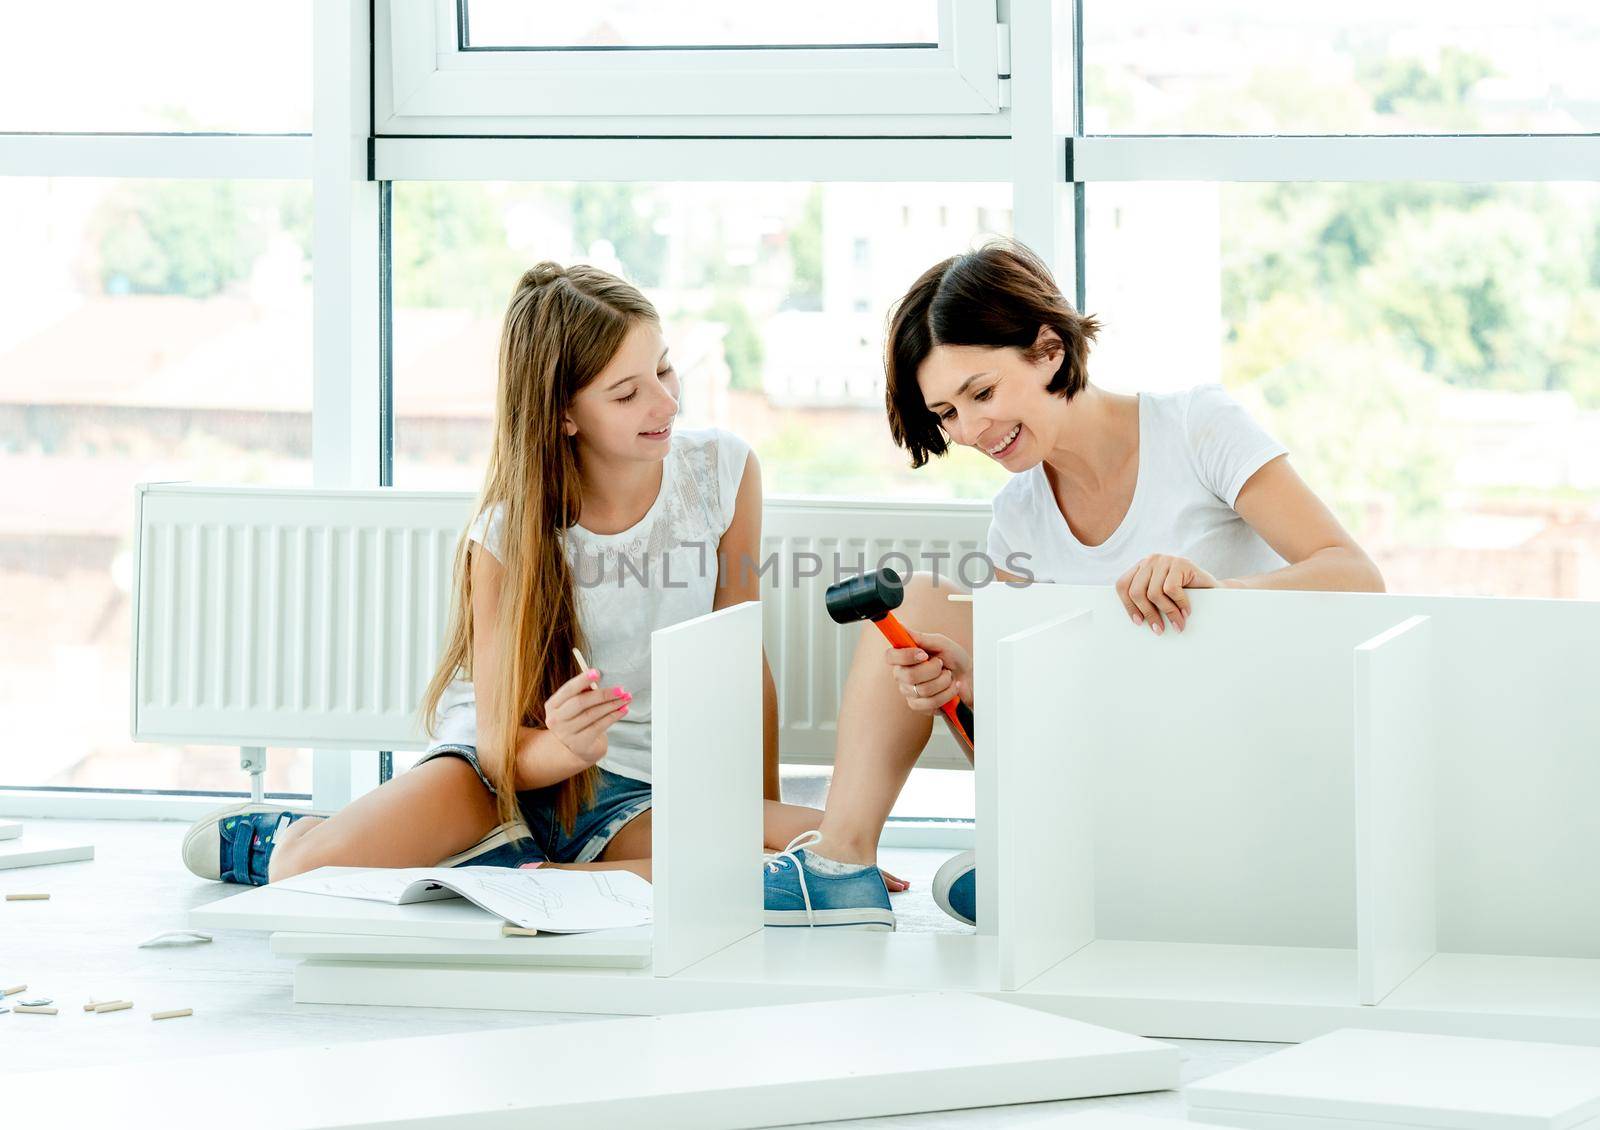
left=417, top=262, right=660, bottom=832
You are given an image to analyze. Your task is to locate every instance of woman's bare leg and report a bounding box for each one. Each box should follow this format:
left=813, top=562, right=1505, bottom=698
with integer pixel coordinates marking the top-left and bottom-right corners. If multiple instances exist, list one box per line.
left=813, top=572, right=973, bottom=865
left=266, top=757, right=499, bottom=883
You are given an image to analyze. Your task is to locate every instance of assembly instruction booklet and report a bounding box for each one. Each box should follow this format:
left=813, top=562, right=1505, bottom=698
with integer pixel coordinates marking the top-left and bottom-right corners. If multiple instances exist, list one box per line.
left=274, top=865, right=652, bottom=933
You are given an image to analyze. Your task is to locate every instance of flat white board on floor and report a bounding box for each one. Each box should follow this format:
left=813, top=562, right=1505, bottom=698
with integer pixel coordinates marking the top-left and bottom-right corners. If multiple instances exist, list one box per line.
left=0, top=835, right=92, bottom=869
left=0, top=818, right=20, bottom=840
left=189, top=882, right=514, bottom=941
left=1044, top=1116, right=1198, bottom=1130
left=270, top=926, right=651, bottom=967
left=1185, top=1027, right=1600, bottom=1130
left=1, top=992, right=1180, bottom=1130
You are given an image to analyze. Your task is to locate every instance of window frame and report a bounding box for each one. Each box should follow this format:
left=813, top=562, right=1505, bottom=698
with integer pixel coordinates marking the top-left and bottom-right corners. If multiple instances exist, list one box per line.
left=375, top=0, right=1009, bottom=136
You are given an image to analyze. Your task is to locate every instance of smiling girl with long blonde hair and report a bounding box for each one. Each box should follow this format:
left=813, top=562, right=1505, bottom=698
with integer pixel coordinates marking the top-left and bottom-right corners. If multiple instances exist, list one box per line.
left=182, top=262, right=833, bottom=886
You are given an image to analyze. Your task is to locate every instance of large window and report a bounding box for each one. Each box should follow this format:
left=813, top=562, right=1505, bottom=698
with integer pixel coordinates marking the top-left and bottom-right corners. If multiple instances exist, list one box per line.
left=1084, top=193, right=1600, bottom=600
left=392, top=181, right=1016, bottom=501
left=1, top=2, right=312, bottom=133
left=0, top=177, right=314, bottom=792
left=462, top=3, right=940, bottom=49
left=5, top=3, right=1596, bottom=815
left=1084, top=0, right=1600, bottom=135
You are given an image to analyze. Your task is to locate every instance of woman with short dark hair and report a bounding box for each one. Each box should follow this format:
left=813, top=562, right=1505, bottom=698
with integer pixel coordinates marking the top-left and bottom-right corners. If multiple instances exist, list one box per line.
left=762, top=238, right=1384, bottom=932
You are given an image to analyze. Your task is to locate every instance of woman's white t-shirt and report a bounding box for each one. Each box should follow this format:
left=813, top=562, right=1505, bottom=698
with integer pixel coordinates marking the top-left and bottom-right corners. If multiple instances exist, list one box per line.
left=986, top=385, right=1288, bottom=584
left=427, top=426, right=753, bottom=784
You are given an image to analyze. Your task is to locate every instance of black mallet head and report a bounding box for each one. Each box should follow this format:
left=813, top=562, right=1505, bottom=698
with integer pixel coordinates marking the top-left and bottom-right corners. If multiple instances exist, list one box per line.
left=824, top=567, right=906, bottom=625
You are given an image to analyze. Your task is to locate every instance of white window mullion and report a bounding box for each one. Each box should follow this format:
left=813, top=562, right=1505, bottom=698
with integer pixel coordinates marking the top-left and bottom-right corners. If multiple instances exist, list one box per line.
left=374, top=136, right=1014, bottom=183
left=1074, top=135, right=1600, bottom=184
left=0, top=133, right=311, bottom=179
left=1006, top=2, right=1069, bottom=282
left=311, top=0, right=383, bottom=811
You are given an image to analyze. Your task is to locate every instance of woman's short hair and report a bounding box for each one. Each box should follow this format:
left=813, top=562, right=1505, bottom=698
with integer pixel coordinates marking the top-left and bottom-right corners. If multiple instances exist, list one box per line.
left=884, top=238, right=1100, bottom=468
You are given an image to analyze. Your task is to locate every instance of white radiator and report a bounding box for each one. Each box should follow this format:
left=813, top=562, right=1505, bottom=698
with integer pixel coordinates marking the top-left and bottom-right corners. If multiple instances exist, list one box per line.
left=131, top=484, right=470, bottom=751
left=131, top=484, right=992, bottom=771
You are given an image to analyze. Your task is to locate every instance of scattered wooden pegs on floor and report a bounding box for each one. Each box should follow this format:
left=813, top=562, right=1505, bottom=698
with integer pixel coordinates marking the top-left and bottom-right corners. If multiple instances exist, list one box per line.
left=151, top=1008, right=193, bottom=1021
left=15, top=1004, right=57, bottom=1015
left=91, top=1000, right=133, bottom=1014
left=2, top=984, right=26, bottom=996
left=5, top=892, right=49, bottom=901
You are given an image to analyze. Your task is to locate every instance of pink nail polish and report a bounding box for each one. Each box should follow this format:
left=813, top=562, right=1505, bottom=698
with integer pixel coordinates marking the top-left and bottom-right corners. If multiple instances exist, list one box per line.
left=618, top=705, right=629, bottom=716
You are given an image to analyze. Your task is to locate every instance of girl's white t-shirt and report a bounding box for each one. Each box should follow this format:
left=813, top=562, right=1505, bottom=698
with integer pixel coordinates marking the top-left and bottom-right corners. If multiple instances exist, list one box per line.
left=986, top=385, right=1288, bottom=585
left=428, top=426, right=753, bottom=784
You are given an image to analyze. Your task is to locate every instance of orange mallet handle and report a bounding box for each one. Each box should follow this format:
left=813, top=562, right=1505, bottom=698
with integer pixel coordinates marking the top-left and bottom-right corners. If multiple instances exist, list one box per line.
left=871, top=611, right=974, bottom=754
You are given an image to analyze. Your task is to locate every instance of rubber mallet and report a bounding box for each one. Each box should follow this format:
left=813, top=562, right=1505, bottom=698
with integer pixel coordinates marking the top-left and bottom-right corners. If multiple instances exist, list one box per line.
left=824, top=568, right=974, bottom=755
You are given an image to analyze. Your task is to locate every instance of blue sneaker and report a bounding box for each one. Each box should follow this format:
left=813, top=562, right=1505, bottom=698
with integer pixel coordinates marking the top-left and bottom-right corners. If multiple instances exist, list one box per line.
left=763, top=832, right=895, bottom=930
left=933, top=850, right=976, bottom=927
left=182, top=802, right=321, bottom=885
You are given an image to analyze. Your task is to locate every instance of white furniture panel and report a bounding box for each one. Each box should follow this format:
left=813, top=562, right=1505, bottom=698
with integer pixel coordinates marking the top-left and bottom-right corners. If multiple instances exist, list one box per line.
left=0, top=835, right=93, bottom=870
left=270, top=928, right=650, bottom=968
left=975, top=585, right=1600, bottom=961
left=651, top=601, right=764, bottom=977
left=1355, top=615, right=1437, bottom=1005
left=995, top=609, right=1096, bottom=990
left=1185, top=1027, right=1600, bottom=1130
left=1, top=993, right=1180, bottom=1130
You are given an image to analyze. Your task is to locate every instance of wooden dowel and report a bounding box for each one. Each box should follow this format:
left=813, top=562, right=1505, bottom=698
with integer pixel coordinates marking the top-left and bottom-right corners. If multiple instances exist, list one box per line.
left=5, top=892, right=49, bottom=901
left=2, top=984, right=25, bottom=996
left=15, top=1005, right=57, bottom=1015
left=92, top=1000, right=133, bottom=1014
left=151, top=1008, right=193, bottom=1021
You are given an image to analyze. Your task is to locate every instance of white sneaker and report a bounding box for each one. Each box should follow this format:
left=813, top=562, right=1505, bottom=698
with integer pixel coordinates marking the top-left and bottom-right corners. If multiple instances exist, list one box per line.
left=932, top=849, right=977, bottom=927
left=181, top=802, right=325, bottom=883
left=439, top=820, right=537, bottom=868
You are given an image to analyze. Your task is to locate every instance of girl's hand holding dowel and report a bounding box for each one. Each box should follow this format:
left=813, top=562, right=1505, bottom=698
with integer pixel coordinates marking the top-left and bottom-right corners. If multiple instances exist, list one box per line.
left=544, top=667, right=630, bottom=767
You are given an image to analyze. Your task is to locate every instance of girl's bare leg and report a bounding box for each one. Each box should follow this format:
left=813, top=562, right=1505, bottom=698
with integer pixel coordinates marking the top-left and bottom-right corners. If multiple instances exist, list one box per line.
left=540, top=801, right=826, bottom=884
left=266, top=756, right=499, bottom=883
left=813, top=572, right=973, bottom=865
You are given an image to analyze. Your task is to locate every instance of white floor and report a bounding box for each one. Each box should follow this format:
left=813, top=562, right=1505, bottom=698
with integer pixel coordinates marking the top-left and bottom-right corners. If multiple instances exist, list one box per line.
left=0, top=817, right=1281, bottom=1127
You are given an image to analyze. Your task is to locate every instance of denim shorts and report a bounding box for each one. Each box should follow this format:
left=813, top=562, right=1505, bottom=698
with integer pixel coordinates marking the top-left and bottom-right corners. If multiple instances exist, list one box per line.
left=415, top=744, right=652, bottom=866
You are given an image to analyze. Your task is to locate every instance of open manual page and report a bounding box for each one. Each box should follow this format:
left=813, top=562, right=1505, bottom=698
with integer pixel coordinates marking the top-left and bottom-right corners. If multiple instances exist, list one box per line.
left=273, top=865, right=652, bottom=933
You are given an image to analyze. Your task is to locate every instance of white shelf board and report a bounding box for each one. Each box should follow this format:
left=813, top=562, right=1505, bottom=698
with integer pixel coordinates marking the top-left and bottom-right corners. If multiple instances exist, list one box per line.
left=0, top=835, right=93, bottom=870
left=1185, top=1027, right=1600, bottom=1130
left=0, top=818, right=20, bottom=840
left=270, top=926, right=651, bottom=968
left=1, top=992, right=1182, bottom=1129
left=1376, top=953, right=1600, bottom=1029
left=289, top=934, right=1600, bottom=1045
